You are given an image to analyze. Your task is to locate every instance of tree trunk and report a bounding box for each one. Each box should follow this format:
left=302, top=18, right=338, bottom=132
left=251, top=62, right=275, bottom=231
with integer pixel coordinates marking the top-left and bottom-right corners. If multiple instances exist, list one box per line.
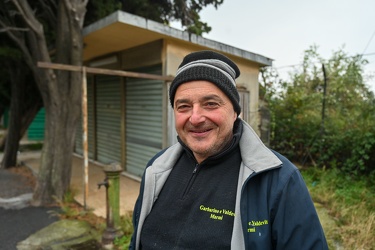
left=1, top=0, right=87, bottom=205
left=0, top=65, right=24, bottom=169
left=1, top=58, right=42, bottom=167
left=0, top=106, right=5, bottom=125
left=32, top=0, right=86, bottom=205
left=0, top=132, right=6, bottom=151
left=33, top=98, right=80, bottom=204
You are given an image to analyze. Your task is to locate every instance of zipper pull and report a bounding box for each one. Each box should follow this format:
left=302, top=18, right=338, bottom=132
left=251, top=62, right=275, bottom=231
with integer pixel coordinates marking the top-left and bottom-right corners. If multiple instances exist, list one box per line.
left=193, top=164, right=199, bottom=174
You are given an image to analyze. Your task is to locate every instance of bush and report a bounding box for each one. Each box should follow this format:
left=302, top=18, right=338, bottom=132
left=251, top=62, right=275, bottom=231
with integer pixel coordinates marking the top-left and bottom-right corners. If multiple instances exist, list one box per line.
left=265, top=46, right=375, bottom=177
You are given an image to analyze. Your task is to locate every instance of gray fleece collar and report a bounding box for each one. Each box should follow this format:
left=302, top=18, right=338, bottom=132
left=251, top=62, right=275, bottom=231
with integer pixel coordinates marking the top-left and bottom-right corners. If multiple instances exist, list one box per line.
left=239, top=120, right=282, bottom=172
left=151, top=119, right=281, bottom=174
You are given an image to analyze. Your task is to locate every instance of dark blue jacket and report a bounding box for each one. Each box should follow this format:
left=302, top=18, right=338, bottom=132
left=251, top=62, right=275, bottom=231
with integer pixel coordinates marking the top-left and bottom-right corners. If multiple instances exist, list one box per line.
left=130, top=120, right=328, bottom=249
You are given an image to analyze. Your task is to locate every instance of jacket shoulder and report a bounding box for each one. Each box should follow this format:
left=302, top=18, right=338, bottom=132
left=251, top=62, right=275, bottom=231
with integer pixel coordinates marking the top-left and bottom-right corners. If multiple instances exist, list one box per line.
left=146, top=148, right=169, bottom=166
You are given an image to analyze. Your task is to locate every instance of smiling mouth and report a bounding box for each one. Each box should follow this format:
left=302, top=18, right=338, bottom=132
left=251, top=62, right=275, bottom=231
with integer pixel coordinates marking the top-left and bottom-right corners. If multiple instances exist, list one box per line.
left=189, top=128, right=212, bottom=135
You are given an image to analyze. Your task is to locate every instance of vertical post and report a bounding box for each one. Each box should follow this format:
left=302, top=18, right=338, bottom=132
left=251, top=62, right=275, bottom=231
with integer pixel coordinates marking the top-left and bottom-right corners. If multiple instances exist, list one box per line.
left=320, top=64, right=327, bottom=157
left=101, top=162, right=123, bottom=249
left=82, top=66, right=89, bottom=209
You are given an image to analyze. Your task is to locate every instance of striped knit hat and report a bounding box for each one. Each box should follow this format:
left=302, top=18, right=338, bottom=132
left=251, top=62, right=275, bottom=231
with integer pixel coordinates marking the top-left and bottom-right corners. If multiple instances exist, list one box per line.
left=169, top=50, right=241, bottom=115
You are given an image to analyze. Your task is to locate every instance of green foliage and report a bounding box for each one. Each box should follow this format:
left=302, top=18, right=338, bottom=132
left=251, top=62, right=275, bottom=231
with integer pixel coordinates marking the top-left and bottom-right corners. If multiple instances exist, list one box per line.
left=122, top=0, right=223, bottom=35
left=113, top=235, right=132, bottom=250
left=263, top=45, right=375, bottom=176
left=301, top=167, right=375, bottom=249
left=185, top=11, right=212, bottom=36
left=63, top=188, right=78, bottom=204
left=113, top=212, right=134, bottom=249
left=322, top=128, right=375, bottom=175
left=85, top=0, right=122, bottom=26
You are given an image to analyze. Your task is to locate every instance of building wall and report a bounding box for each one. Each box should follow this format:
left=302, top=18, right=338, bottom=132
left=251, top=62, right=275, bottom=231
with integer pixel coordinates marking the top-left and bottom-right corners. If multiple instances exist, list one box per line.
left=234, top=58, right=261, bottom=133
left=121, top=40, right=163, bottom=70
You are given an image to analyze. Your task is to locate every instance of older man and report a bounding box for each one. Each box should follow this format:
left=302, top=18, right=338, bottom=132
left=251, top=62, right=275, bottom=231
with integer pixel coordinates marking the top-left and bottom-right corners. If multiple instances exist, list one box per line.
left=130, top=50, right=328, bottom=249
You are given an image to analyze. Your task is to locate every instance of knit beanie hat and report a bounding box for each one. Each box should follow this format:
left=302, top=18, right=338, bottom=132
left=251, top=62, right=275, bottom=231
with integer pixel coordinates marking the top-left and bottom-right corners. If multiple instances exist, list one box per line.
left=169, top=50, right=241, bottom=115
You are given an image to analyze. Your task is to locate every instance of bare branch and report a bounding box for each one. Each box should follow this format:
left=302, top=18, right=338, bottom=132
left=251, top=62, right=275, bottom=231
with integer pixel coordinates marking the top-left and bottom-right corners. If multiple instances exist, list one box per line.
left=0, top=19, right=35, bottom=73
left=0, top=26, right=28, bottom=32
left=10, top=0, right=43, bottom=34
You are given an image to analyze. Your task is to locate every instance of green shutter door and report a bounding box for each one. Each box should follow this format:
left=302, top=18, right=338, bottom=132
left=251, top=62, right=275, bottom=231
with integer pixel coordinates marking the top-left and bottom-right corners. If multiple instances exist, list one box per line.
left=125, top=66, right=163, bottom=177
left=27, top=108, right=45, bottom=141
left=96, top=75, right=122, bottom=164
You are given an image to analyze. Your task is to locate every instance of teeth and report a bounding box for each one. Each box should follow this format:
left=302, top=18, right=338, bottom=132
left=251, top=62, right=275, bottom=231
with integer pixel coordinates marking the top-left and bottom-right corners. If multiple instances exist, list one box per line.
left=196, top=129, right=209, bottom=133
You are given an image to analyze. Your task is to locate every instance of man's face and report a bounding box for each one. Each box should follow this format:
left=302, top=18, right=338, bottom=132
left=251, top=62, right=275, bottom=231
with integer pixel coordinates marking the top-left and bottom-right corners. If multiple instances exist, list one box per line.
left=174, top=80, right=237, bottom=163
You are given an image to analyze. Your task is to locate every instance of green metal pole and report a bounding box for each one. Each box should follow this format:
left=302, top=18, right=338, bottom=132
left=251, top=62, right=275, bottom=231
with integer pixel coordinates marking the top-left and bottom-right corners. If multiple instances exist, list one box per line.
left=101, top=162, right=123, bottom=249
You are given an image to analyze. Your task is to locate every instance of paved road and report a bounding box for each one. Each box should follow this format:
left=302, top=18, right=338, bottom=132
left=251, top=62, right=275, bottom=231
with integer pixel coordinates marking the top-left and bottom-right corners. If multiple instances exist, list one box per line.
left=0, top=167, right=59, bottom=250
left=0, top=207, right=59, bottom=250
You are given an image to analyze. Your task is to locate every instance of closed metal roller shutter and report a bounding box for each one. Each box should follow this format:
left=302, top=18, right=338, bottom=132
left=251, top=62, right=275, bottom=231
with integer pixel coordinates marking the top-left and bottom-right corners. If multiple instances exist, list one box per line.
left=87, top=80, right=96, bottom=159
left=96, top=75, right=122, bottom=164
left=75, top=112, right=83, bottom=153
left=125, top=66, right=163, bottom=177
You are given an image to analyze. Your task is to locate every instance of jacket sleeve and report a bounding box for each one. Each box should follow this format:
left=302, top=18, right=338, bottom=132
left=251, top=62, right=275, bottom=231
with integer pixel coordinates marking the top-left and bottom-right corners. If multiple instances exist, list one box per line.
left=271, top=156, right=328, bottom=249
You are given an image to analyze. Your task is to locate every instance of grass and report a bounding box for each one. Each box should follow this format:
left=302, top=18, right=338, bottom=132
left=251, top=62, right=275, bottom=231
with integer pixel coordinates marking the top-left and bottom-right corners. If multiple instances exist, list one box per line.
left=301, top=167, right=375, bottom=250
left=113, top=213, right=133, bottom=249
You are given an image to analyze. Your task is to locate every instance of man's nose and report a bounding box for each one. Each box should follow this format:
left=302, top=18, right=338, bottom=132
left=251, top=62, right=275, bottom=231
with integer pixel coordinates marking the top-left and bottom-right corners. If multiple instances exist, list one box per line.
left=189, top=106, right=205, bottom=125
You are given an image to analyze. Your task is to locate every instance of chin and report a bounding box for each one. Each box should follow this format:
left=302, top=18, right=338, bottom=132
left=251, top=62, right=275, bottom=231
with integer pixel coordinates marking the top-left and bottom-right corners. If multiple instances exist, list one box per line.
left=191, top=146, right=212, bottom=155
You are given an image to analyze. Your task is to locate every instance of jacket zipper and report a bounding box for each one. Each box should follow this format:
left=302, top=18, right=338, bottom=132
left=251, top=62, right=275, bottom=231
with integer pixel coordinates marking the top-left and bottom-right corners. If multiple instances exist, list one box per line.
left=182, top=163, right=200, bottom=198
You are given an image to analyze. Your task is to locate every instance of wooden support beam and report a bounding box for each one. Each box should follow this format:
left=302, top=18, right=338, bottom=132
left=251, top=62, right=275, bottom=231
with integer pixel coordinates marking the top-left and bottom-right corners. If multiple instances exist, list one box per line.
left=37, top=62, right=174, bottom=81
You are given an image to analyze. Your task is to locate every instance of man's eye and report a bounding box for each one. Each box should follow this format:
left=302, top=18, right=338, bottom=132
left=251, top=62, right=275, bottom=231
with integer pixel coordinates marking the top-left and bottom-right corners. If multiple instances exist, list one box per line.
left=205, top=102, right=219, bottom=108
left=176, top=105, right=190, bottom=111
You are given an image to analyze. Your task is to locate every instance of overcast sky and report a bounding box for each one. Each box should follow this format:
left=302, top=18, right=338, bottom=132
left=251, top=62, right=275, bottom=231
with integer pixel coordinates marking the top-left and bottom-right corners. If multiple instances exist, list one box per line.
left=171, top=0, right=375, bottom=92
